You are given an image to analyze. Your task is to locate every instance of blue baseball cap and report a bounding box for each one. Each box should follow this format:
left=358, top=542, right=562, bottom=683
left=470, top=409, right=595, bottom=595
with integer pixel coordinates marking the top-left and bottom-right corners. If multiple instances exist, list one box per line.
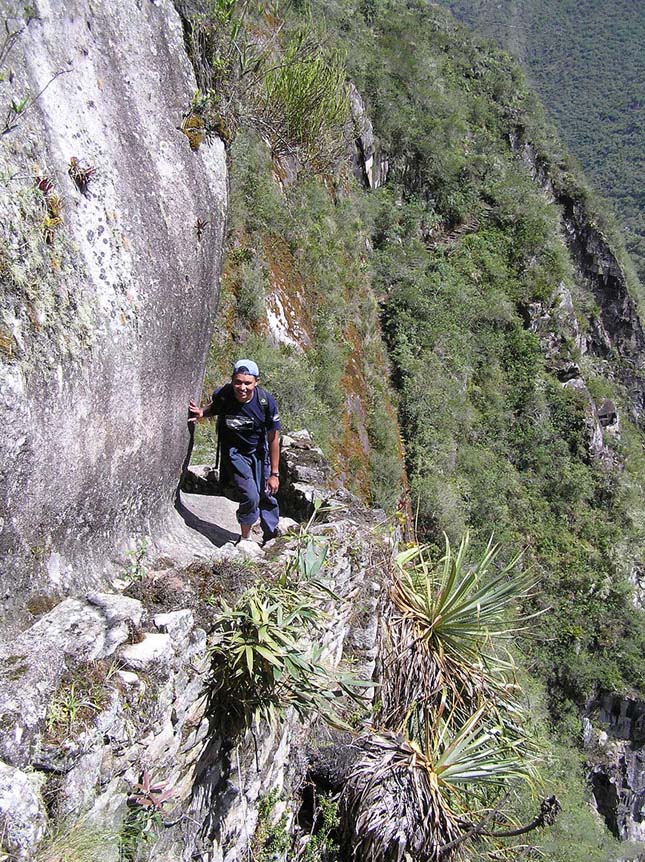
left=233, top=358, right=259, bottom=377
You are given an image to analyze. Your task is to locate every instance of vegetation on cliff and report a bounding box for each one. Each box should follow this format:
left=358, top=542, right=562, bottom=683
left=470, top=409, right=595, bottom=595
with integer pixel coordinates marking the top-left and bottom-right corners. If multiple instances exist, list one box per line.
left=193, top=127, right=405, bottom=510
left=316, top=0, right=645, bottom=720
left=186, top=0, right=645, bottom=857
left=193, top=0, right=644, bottom=716
left=434, top=0, right=645, bottom=283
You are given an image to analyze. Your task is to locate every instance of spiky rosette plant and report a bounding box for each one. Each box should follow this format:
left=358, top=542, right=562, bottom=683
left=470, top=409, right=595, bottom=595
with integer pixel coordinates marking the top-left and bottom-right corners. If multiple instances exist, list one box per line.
left=342, top=703, right=541, bottom=862
left=339, top=534, right=550, bottom=862
left=378, top=534, right=534, bottom=732
left=341, top=731, right=461, bottom=862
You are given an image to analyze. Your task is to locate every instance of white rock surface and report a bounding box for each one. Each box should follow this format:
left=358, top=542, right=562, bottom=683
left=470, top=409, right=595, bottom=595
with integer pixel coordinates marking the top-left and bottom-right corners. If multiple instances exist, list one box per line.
left=276, top=516, right=299, bottom=536
left=0, top=762, right=48, bottom=860
left=121, top=633, right=173, bottom=670
left=154, top=609, right=195, bottom=645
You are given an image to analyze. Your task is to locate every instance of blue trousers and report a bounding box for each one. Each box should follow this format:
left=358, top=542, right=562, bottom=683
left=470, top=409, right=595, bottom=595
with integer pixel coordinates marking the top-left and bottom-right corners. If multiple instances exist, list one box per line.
left=226, top=447, right=280, bottom=540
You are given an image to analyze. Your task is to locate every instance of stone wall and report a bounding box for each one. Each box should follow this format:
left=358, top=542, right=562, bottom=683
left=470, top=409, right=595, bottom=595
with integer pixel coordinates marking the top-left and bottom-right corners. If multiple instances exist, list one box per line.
left=0, top=434, right=392, bottom=861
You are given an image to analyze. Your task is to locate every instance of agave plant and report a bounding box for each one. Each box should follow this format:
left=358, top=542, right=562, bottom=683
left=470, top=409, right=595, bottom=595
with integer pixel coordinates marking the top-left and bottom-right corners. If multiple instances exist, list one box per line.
left=339, top=534, right=548, bottom=862
left=342, top=705, right=540, bottom=862
left=342, top=731, right=461, bottom=862
left=378, top=533, right=535, bottom=732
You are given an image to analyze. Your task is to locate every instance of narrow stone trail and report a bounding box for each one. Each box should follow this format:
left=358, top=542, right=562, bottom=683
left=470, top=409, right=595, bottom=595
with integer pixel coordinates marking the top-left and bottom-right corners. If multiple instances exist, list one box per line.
left=176, top=490, right=241, bottom=547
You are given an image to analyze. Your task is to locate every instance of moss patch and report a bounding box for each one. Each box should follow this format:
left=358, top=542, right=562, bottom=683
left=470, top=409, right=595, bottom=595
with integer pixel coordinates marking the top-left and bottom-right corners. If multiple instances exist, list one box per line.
left=0, top=141, right=92, bottom=373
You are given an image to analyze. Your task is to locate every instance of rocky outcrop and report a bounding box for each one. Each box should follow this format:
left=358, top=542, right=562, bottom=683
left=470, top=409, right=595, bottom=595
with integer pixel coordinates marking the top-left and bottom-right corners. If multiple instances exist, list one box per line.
left=527, top=283, right=618, bottom=464
left=349, top=84, right=389, bottom=190
left=586, top=695, right=645, bottom=842
left=0, top=0, right=227, bottom=633
left=0, top=434, right=391, bottom=861
left=560, top=198, right=644, bottom=370
left=512, top=135, right=645, bottom=424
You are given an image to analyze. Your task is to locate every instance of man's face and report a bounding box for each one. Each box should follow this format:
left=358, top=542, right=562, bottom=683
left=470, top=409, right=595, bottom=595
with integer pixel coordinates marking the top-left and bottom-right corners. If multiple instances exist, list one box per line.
left=231, top=372, right=257, bottom=403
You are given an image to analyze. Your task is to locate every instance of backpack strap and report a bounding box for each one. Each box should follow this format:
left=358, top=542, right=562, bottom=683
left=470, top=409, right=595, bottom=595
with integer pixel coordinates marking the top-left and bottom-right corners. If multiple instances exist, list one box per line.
left=256, top=386, right=271, bottom=426
left=213, top=383, right=233, bottom=473
left=256, top=386, right=272, bottom=458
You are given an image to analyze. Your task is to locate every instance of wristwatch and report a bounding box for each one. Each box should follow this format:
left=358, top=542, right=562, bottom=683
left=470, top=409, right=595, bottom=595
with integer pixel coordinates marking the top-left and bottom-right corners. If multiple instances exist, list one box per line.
left=270, top=472, right=279, bottom=477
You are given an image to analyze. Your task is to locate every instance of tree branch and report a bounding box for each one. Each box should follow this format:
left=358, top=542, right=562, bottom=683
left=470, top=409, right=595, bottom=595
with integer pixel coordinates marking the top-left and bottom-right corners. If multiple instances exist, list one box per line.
left=439, top=796, right=561, bottom=856
left=1, top=68, right=72, bottom=136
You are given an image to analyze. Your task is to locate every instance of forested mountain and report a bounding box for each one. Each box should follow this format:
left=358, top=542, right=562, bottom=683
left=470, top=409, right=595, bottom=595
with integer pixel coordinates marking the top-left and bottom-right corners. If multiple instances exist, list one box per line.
left=434, top=0, right=645, bottom=281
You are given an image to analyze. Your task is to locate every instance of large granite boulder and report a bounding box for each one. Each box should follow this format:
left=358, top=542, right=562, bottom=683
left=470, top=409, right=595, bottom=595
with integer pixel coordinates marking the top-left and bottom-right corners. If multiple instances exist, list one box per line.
left=0, top=0, right=227, bottom=632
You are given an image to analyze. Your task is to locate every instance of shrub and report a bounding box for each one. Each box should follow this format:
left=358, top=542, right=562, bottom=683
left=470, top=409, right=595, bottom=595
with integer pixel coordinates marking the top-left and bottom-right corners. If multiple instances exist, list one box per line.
left=206, top=533, right=369, bottom=732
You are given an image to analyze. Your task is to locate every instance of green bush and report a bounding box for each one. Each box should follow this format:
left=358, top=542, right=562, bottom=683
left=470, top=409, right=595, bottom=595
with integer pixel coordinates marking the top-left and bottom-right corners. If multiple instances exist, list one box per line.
left=206, top=533, right=369, bottom=732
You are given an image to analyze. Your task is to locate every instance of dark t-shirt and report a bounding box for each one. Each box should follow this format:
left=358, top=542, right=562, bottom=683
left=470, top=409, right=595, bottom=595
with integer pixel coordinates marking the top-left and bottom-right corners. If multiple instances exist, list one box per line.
left=211, top=385, right=281, bottom=456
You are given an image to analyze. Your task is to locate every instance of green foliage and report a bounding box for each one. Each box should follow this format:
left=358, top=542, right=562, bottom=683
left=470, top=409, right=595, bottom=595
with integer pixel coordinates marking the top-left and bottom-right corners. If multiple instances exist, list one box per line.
left=35, top=822, right=117, bottom=862
left=300, top=793, right=340, bottom=862
left=46, top=681, right=100, bottom=735
left=119, top=771, right=173, bottom=861
left=384, top=534, right=541, bottom=779
left=45, top=661, right=112, bottom=739
left=298, top=0, right=645, bottom=720
left=206, top=579, right=366, bottom=731
left=123, top=538, right=150, bottom=583
left=237, top=257, right=268, bottom=325
left=436, top=0, right=645, bottom=281
left=425, top=705, right=538, bottom=794
left=261, top=32, right=349, bottom=170
left=206, top=531, right=369, bottom=732
left=503, top=674, right=643, bottom=862
left=195, top=9, right=644, bottom=857
left=119, top=808, right=162, bottom=862
left=344, top=721, right=545, bottom=862
left=345, top=534, right=543, bottom=860
left=393, top=536, right=532, bottom=667
left=194, top=129, right=404, bottom=507
left=182, top=1, right=350, bottom=171
left=536, top=741, right=643, bottom=862
left=252, top=790, right=291, bottom=861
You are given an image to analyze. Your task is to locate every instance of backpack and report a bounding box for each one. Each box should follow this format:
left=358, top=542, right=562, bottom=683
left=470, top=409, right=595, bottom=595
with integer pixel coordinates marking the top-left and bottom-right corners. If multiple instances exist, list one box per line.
left=213, top=383, right=272, bottom=477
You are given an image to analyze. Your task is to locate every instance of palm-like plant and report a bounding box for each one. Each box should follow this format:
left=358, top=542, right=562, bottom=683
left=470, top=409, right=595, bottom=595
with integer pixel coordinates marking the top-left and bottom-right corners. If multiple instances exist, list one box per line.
left=342, top=706, right=539, bottom=862
left=378, top=534, right=534, bottom=731
left=341, top=534, right=546, bottom=861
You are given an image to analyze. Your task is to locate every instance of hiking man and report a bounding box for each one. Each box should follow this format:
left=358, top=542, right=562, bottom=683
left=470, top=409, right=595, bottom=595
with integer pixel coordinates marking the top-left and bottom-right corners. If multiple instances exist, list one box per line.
left=188, top=359, right=281, bottom=542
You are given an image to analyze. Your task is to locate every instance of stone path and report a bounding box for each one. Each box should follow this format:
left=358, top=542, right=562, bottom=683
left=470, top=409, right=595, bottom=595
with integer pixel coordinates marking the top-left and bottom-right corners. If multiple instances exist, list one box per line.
left=175, top=490, right=241, bottom=547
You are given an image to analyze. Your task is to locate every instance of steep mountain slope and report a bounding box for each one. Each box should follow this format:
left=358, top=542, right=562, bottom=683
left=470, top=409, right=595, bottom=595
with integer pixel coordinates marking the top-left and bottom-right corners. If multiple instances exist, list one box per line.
left=434, top=0, right=645, bottom=281
left=195, top=1, right=645, bottom=855
left=205, top=0, right=645, bottom=718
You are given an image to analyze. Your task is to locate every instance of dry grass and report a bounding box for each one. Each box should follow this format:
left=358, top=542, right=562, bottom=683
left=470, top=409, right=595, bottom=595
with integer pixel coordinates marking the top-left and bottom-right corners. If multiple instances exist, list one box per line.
left=341, top=732, right=462, bottom=862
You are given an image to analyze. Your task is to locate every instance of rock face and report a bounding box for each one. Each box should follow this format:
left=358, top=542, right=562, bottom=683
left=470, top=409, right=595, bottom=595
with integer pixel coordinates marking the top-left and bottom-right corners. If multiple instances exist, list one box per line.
left=527, top=283, right=619, bottom=465
left=0, top=0, right=227, bottom=632
left=0, top=435, right=390, bottom=861
left=349, top=84, right=389, bottom=190
left=588, top=695, right=645, bottom=842
left=512, top=135, right=645, bottom=424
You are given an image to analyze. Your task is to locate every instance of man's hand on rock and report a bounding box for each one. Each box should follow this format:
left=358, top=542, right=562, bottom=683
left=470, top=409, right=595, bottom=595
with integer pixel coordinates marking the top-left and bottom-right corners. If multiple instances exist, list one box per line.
left=188, top=399, right=203, bottom=423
